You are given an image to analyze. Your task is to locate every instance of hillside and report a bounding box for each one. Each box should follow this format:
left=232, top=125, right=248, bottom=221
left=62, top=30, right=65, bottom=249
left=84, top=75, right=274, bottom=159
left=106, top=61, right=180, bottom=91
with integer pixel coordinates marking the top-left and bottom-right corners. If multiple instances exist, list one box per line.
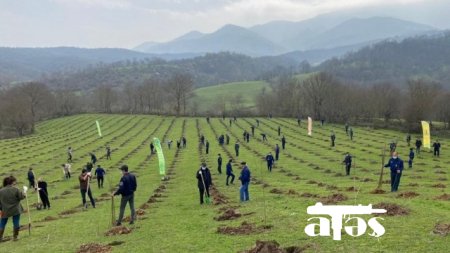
left=0, top=114, right=448, bottom=252
left=191, top=81, right=271, bottom=113
left=317, top=31, right=450, bottom=86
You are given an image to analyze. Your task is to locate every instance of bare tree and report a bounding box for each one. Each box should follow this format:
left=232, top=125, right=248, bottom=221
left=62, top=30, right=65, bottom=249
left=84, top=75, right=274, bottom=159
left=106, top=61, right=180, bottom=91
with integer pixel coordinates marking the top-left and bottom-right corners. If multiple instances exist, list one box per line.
left=93, top=85, right=117, bottom=113
left=300, top=72, right=336, bottom=120
left=369, top=82, right=401, bottom=123
left=166, top=73, right=194, bottom=116
left=19, top=82, right=53, bottom=132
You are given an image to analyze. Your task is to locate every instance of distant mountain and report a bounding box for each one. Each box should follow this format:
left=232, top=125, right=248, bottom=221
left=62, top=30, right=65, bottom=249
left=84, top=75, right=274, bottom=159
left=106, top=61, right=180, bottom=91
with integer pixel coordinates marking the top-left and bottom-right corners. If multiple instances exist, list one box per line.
left=136, top=24, right=285, bottom=56
left=316, top=31, right=450, bottom=87
left=136, top=16, right=436, bottom=56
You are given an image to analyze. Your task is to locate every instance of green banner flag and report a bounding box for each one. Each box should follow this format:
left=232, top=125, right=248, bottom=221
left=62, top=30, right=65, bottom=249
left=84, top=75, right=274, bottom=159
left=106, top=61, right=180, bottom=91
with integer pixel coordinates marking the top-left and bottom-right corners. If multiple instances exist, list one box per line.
left=96, top=120, right=102, bottom=137
left=153, top=138, right=166, bottom=175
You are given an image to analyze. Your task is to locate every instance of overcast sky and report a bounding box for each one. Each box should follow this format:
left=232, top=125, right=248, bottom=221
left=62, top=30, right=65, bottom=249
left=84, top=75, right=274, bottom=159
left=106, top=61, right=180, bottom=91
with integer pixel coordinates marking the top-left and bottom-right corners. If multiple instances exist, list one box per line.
left=0, top=0, right=449, bottom=48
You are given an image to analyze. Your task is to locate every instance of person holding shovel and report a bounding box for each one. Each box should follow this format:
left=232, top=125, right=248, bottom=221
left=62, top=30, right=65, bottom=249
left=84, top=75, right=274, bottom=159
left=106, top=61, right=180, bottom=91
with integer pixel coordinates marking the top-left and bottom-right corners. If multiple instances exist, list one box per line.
left=79, top=169, right=95, bottom=209
left=113, top=165, right=137, bottom=226
left=384, top=151, right=404, bottom=192
left=0, top=176, right=26, bottom=241
left=36, top=178, right=50, bottom=210
left=196, top=162, right=212, bottom=205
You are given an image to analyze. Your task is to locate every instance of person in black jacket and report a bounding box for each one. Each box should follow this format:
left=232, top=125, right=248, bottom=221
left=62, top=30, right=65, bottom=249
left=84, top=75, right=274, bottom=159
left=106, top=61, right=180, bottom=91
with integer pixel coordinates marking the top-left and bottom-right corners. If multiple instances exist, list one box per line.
left=226, top=159, right=235, bottom=185
left=217, top=154, right=222, bottom=174
left=342, top=153, right=352, bottom=176
left=113, top=165, right=137, bottom=225
left=196, top=162, right=212, bottom=204
left=36, top=178, right=50, bottom=209
left=27, top=168, right=35, bottom=188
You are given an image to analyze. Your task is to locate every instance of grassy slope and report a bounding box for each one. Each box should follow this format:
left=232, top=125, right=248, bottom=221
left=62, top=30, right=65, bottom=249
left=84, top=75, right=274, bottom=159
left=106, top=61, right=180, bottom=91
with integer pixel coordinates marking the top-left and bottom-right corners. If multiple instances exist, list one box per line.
left=191, top=81, right=270, bottom=112
left=0, top=115, right=448, bottom=253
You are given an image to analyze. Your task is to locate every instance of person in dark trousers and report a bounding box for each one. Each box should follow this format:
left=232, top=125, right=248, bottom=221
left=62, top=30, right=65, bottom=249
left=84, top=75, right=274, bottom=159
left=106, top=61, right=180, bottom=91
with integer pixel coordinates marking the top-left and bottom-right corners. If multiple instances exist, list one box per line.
left=243, top=130, right=247, bottom=141
left=217, top=154, right=222, bottom=174
left=321, top=119, right=325, bottom=126
left=246, top=132, right=250, bottom=143
left=167, top=140, right=173, bottom=149
left=261, top=133, right=267, bottom=142
left=114, top=165, right=137, bottom=225
left=218, top=135, right=224, bottom=145
left=281, top=136, right=286, bottom=150
left=415, top=139, right=422, bottom=155
left=389, top=141, right=397, bottom=154
left=433, top=140, right=441, bottom=157
left=0, top=176, right=26, bottom=241
left=384, top=151, right=404, bottom=192
left=90, top=153, right=97, bottom=165
left=266, top=153, right=274, bottom=172
left=251, top=125, right=255, bottom=136
left=79, top=169, right=95, bottom=209
left=233, top=116, right=237, bottom=122
left=182, top=136, right=187, bottom=148
left=275, top=144, right=280, bottom=161
left=27, top=168, right=35, bottom=188
left=229, top=119, right=232, bottom=127
left=206, top=117, right=210, bottom=124
left=239, top=162, right=251, bottom=202
left=106, top=146, right=111, bottom=160
left=406, top=134, right=411, bottom=147
left=235, top=142, right=240, bottom=157
left=297, top=118, right=301, bottom=126
left=95, top=165, right=106, bottom=188
left=150, top=143, right=155, bottom=154
left=62, top=163, right=71, bottom=179
left=330, top=131, right=336, bottom=147
left=349, top=128, right=354, bottom=140
left=205, top=140, right=209, bottom=154
left=226, top=134, right=230, bottom=145
left=342, top=153, right=352, bottom=176
left=408, top=148, right=415, bottom=169
left=176, top=140, right=181, bottom=149
left=36, top=177, right=50, bottom=209
left=256, top=119, right=259, bottom=127
left=277, top=126, right=281, bottom=136
left=196, top=163, right=212, bottom=205
left=345, top=123, right=349, bottom=135
left=226, top=159, right=235, bottom=186
left=200, top=135, right=205, bottom=145
left=85, top=162, right=93, bottom=172
left=67, top=147, right=73, bottom=163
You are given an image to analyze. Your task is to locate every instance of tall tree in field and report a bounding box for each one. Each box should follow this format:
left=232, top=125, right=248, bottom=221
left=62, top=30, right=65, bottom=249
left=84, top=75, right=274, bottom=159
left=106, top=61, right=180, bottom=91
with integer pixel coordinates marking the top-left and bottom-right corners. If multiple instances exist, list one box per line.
left=369, top=82, right=401, bottom=123
left=167, top=73, right=193, bottom=116
left=300, top=72, right=336, bottom=120
left=94, top=85, right=116, bottom=113
left=19, top=82, right=53, bottom=133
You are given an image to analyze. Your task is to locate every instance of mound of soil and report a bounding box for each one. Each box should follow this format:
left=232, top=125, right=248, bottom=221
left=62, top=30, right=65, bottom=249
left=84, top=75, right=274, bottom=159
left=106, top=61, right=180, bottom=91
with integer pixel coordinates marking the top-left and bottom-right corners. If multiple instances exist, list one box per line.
left=433, top=223, right=450, bottom=236
left=59, top=209, right=78, bottom=215
left=61, top=190, right=72, bottom=195
left=243, top=240, right=311, bottom=253
left=373, top=202, right=410, bottom=216
left=100, top=193, right=110, bottom=197
left=262, top=183, right=270, bottom=188
left=300, top=193, right=319, bottom=198
left=320, top=193, right=348, bottom=204
left=306, top=180, right=317, bottom=184
left=334, top=173, right=343, bottom=177
left=432, top=184, right=446, bottom=188
left=43, top=216, right=58, bottom=222
left=77, top=243, right=112, bottom=253
left=346, top=186, right=358, bottom=192
left=287, top=189, right=298, bottom=195
left=326, top=185, right=338, bottom=190
left=217, top=222, right=258, bottom=235
left=434, top=194, right=450, bottom=201
left=215, top=208, right=242, bottom=221
left=408, top=183, right=419, bottom=187
left=105, top=226, right=132, bottom=236
left=437, top=178, right=447, bottom=181
left=397, top=191, right=420, bottom=198
left=294, top=176, right=301, bottom=180
left=361, top=178, right=374, bottom=182
left=270, top=188, right=284, bottom=194
left=370, top=189, right=386, bottom=194
left=107, top=241, right=125, bottom=246
left=435, top=170, right=446, bottom=174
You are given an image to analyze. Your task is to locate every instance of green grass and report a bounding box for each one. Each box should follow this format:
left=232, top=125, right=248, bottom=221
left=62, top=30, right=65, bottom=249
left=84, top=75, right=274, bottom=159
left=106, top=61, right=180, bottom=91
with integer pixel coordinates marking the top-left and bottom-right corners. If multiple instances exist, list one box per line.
left=0, top=115, right=449, bottom=253
left=191, top=81, right=270, bottom=113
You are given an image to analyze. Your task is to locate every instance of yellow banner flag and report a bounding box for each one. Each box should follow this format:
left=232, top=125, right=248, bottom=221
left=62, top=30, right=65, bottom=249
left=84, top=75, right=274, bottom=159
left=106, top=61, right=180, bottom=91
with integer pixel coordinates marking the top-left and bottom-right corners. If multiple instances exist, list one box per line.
left=308, top=117, right=312, bottom=136
left=421, top=121, right=430, bottom=149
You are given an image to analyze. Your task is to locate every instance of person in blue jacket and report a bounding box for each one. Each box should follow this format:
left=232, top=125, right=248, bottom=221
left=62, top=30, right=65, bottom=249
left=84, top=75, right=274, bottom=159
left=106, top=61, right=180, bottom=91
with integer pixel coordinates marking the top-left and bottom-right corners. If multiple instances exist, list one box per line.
left=226, top=159, right=235, bottom=186
left=196, top=163, right=212, bottom=205
left=408, top=148, right=415, bottom=169
left=266, top=153, right=274, bottom=172
left=275, top=144, right=280, bottom=161
left=114, top=165, right=137, bottom=225
left=239, top=161, right=251, bottom=202
left=384, top=151, right=404, bottom=192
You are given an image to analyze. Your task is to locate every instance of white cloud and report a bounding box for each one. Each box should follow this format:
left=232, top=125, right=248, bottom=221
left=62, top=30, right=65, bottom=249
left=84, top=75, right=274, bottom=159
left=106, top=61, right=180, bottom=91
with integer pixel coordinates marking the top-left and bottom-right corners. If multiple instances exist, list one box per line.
left=50, top=0, right=131, bottom=9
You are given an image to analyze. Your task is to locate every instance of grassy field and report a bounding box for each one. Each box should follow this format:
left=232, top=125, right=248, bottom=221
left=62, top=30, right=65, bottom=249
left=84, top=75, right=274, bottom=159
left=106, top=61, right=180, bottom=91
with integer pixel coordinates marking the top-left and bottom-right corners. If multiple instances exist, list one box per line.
left=191, top=81, right=270, bottom=113
left=0, top=115, right=448, bottom=253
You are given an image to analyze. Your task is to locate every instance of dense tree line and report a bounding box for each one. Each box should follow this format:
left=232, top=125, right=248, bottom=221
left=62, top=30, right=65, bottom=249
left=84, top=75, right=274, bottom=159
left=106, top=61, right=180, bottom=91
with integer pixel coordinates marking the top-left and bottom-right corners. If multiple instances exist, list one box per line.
left=256, top=72, right=450, bottom=132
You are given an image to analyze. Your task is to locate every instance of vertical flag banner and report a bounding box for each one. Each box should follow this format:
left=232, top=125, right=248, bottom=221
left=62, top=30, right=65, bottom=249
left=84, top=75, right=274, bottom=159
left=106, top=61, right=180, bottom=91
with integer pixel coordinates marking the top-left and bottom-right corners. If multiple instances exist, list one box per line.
left=421, top=121, right=430, bottom=149
left=153, top=138, right=166, bottom=175
left=308, top=117, right=313, bottom=136
left=96, top=120, right=102, bottom=137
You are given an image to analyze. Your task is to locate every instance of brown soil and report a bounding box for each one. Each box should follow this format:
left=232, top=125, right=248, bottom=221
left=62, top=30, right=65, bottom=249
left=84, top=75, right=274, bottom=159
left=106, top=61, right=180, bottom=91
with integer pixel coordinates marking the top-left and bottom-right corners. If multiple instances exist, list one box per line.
left=287, top=189, right=298, bottom=195
left=59, top=209, right=78, bottom=215
left=361, top=178, right=374, bottom=182
left=370, top=189, right=386, bottom=194
left=432, top=184, right=446, bottom=188
left=105, top=226, right=132, bottom=236
left=136, top=209, right=146, bottom=216
left=61, top=190, right=72, bottom=195
left=77, top=243, right=112, bottom=253
left=100, top=193, right=110, bottom=197
left=262, top=183, right=270, bottom=188
left=217, top=221, right=270, bottom=235
left=269, top=188, right=284, bottom=194
left=317, top=182, right=326, bottom=187
left=373, top=202, right=410, bottom=216
left=243, top=240, right=312, bottom=253
left=397, top=191, right=420, bottom=198
left=215, top=208, right=242, bottom=221
left=139, top=203, right=150, bottom=209
left=43, top=216, right=58, bottom=222
left=433, top=223, right=450, bottom=236
left=294, top=176, right=301, bottom=180
left=326, top=185, right=338, bottom=190
left=320, top=193, right=348, bottom=204
left=306, top=180, right=317, bottom=184
left=437, top=178, right=447, bottom=181
left=346, top=186, right=358, bottom=192
left=107, top=241, right=125, bottom=246
left=300, top=192, right=319, bottom=198
left=435, top=170, right=446, bottom=174
left=408, top=183, right=419, bottom=187
left=334, top=173, right=343, bottom=177
left=434, top=194, right=450, bottom=201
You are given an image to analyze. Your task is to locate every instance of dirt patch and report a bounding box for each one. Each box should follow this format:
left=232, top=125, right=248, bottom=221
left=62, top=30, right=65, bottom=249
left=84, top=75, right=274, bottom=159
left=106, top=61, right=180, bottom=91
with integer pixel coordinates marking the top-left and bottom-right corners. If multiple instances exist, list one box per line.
left=300, top=192, right=319, bottom=198
left=361, top=178, right=374, bottom=182
left=242, top=240, right=312, bottom=253
left=270, top=188, right=284, bottom=194
left=320, top=193, right=348, bottom=204
left=61, top=190, right=72, bottom=195
left=59, top=209, right=79, bottom=216
left=77, top=243, right=112, bottom=253
left=217, top=221, right=270, bottom=235
left=334, top=173, right=343, bottom=177
left=326, top=185, right=338, bottom=190
left=397, top=191, right=420, bottom=198
left=435, top=194, right=450, bottom=201
left=136, top=209, right=146, bottom=216
left=324, top=169, right=332, bottom=174
left=215, top=208, right=242, bottom=221
left=435, top=170, right=446, bottom=174
left=287, top=189, right=298, bottom=195
left=105, top=226, right=132, bottom=236
left=370, top=188, right=386, bottom=194
left=433, top=223, right=450, bottom=236
left=294, top=176, right=301, bottom=180
left=432, top=184, right=446, bottom=188
left=43, top=216, right=58, bottom=222
left=262, top=183, right=270, bottom=188
left=437, top=178, right=447, bottom=181
left=306, top=180, right=317, bottom=184
left=139, top=203, right=150, bottom=209
left=346, top=186, right=358, bottom=192
left=100, top=193, right=110, bottom=197
left=408, top=183, right=419, bottom=187
left=107, top=241, right=125, bottom=246
left=373, top=202, right=410, bottom=216
left=286, top=173, right=294, bottom=177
